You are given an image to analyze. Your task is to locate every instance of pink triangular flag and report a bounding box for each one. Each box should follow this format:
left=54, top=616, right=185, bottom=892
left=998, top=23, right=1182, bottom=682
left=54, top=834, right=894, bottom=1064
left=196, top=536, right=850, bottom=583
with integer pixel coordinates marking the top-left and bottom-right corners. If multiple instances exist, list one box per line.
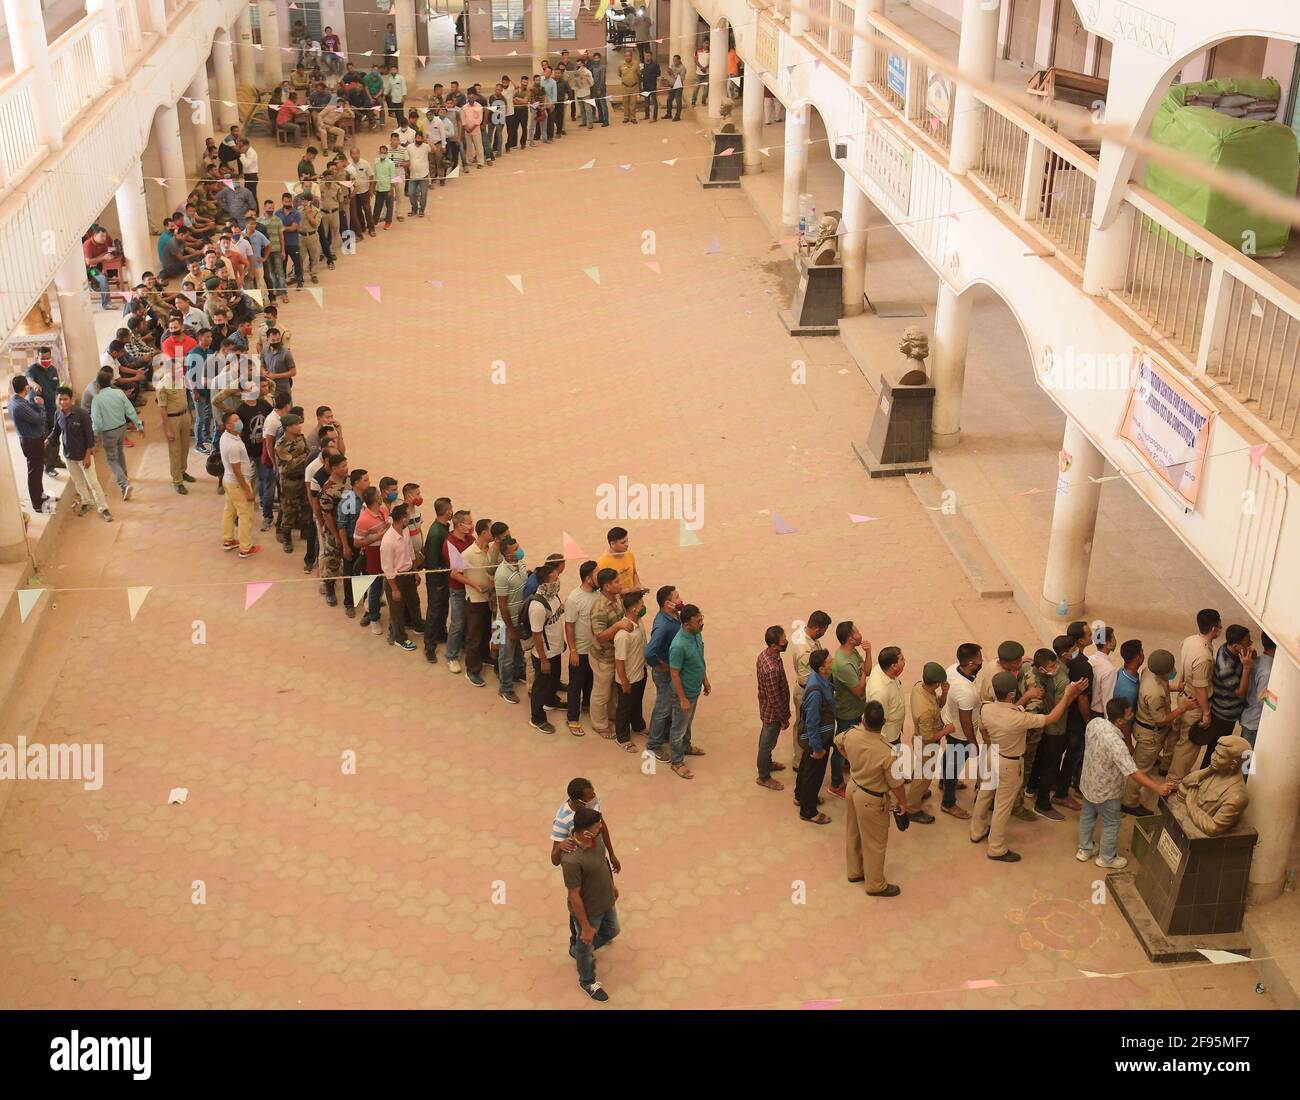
left=472, top=54, right=482, bottom=61
left=772, top=512, right=797, bottom=535
left=364, top=285, right=381, bottom=303
left=221, top=179, right=236, bottom=190
left=418, top=54, right=427, bottom=65
left=1014, top=487, right=1042, bottom=497
left=562, top=531, right=587, bottom=560
left=1250, top=443, right=1267, bottom=468
left=706, top=238, right=720, bottom=254
left=245, top=582, right=272, bottom=610
left=645, top=261, right=660, bottom=274
left=848, top=513, right=876, bottom=523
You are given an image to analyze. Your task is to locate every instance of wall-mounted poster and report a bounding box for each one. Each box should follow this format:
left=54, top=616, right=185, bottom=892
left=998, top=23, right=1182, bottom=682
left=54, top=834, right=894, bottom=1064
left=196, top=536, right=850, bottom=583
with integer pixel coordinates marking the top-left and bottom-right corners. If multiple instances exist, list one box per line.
left=1119, top=351, right=1215, bottom=508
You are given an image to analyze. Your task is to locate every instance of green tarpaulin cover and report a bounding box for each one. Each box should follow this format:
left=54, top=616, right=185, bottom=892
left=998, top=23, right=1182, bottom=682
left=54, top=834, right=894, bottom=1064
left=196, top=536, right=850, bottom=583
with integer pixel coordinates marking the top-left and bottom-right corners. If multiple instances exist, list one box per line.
left=1146, top=78, right=1298, bottom=257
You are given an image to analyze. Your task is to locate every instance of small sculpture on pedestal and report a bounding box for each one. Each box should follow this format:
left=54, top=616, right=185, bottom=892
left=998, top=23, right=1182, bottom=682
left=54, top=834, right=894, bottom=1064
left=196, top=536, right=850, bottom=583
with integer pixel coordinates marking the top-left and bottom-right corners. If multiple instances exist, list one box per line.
left=897, top=327, right=930, bottom=381
left=1174, top=735, right=1252, bottom=837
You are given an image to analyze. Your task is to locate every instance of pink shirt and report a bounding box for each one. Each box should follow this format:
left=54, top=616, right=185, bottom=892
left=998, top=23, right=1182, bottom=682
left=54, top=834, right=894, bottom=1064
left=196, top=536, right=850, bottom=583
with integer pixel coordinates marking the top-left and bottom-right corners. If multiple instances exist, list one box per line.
left=460, top=101, right=483, bottom=131
left=380, top=523, right=413, bottom=579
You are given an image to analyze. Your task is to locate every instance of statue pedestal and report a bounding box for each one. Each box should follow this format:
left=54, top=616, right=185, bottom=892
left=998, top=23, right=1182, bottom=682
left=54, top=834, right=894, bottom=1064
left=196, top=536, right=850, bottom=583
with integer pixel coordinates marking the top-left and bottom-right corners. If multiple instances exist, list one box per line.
left=697, top=131, right=743, bottom=189
left=1108, top=797, right=1257, bottom=962
left=779, top=257, right=842, bottom=337
left=852, top=366, right=934, bottom=478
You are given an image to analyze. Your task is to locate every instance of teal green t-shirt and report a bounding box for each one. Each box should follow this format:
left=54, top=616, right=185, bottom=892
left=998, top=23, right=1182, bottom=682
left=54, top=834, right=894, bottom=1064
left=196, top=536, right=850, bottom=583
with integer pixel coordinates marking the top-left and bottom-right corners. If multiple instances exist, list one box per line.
left=669, top=629, right=706, bottom=699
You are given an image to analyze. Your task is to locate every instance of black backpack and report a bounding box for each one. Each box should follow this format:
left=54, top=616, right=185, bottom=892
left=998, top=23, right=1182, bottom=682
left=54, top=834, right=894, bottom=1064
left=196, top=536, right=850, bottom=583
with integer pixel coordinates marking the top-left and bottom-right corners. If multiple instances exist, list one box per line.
left=206, top=448, right=224, bottom=479
left=517, top=589, right=549, bottom=638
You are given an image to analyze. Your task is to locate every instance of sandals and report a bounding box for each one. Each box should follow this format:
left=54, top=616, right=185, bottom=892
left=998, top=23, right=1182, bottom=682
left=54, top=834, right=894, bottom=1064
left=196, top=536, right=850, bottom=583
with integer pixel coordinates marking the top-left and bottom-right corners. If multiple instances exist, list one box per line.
left=803, top=812, right=832, bottom=825
left=756, top=777, right=785, bottom=791
left=620, top=740, right=639, bottom=754
left=941, top=804, right=972, bottom=820
left=770, top=762, right=787, bottom=772
left=671, top=763, right=694, bottom=780
left=685, top=746, right=705, bottom=756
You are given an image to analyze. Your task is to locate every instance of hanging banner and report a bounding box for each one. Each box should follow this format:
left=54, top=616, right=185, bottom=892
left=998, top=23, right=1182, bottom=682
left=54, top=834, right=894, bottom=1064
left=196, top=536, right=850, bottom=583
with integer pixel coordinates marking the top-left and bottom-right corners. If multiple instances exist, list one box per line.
left=1118, top=351, right=1215, bottom=508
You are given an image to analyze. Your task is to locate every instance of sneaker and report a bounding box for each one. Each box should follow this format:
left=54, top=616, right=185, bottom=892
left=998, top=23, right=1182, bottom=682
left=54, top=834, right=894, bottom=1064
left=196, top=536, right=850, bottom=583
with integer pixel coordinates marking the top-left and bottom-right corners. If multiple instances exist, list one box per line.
left=371, top=621, right=384, bottom=636
left=99, top=508, right=113, bottom=522
left=567, top=721, right=585, bottom=737
left=448, top=659, right=463, bottom=674
left=1075, top=848, right=1094, bottom=862
left=121, top=483, right=132, bottom=500
left=396, top=639, right=417, bottom=651
left=324, top=589, right=338, bottom=607
left=344, top=605, right=356, bottom=619
left=260, top=518, right=271, bottom=532
left=360, top=614, right=371, bottom=626
left=174, top=483, right=188, bottom=495
left=500, top=692, right=520, bottom=705
left=1011, top=805, right=1037, bottom=822
left=466, top=672, right=486, bottom=687
left=238, top=545, right=261, bottom=558
left=580, top=980, right=608, bottom=1002
left=75, top=502, right=89, bottom=516
left=1052, top=795, right=1083, bottom=811
left=827, top=785, right=846, bottom=799
left=1034, top=806, right=1065, bottom=821
left=222, top=539, right=239, bottom=551
left=1095, top=854, right=1128, bottom=870
left=531, top=719, right=556, bottom=735
left=988, top=850, right=1022, bottom=863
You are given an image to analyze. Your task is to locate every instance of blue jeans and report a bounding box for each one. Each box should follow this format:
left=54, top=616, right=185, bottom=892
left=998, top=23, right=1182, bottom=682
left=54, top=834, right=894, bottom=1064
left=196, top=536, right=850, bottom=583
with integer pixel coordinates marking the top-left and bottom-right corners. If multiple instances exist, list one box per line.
left=833, top=717, right=858, bottom=788
left=255, top=457, right=275, bottom=521
left=757, top=721, right=782, bottom=780
left=691, top=77, right=708, bottom=106
left=646, top=665, right=674, bottom=747
left=193, top=391, right=213, bottom=451
left=569, top=905, right=619, bottom=986
left=595, top=92, right=609, bottom=124
left=446, top=589, right=467, bottom=660
left=942, top=739, right=975, bottom=807
left=266, top=253, right=287, bottom=293
left=408, top=177, right=429, bottom=214
left=497, top=635, right=523, bottom=692
left=1079, top=797, right=1122, bottom=861
left=365, top=575, right=383, bottom=620
left=667, top=696, right=698, bottom=766
left=90, top=269, right=110, bottom=309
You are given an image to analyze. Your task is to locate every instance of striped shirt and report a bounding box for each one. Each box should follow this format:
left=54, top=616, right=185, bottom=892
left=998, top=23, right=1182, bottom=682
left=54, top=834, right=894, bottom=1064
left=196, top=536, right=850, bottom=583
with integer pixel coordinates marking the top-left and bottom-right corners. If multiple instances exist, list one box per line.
left=1210, top=644, right=1246, bottom=722
left=550, top=797, right=602, bottom=842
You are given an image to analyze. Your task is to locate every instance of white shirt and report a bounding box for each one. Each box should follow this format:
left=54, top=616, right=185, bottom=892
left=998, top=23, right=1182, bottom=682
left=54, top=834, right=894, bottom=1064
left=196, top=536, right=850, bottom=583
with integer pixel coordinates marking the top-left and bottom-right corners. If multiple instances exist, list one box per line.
left=219, top=431, right=250, bottom=485
left=405, top=141, right=431, bottom=179
left=944, top=662, right=981, bottom=740
left=239, top=146, right=260, bottom=174
left=1089, top=650, right=1118, bottom=713
left=347, top=158, right=373, bottom=190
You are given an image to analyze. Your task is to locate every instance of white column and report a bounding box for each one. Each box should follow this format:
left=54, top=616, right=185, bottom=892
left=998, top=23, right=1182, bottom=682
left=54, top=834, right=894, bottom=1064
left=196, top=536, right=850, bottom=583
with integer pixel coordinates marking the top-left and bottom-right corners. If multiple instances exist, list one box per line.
left=213, top=30, right=239, bottom=132
left=2, top=0, right=61, bottom=150
left=1040, top=418, right=1104, bottom=617
left=1246, top=651, right=1300, bottom=903
left=678, top=1, right=695, bottom=96
left=531, top=0, right=550, bottom=69
left=395, top=0, right=418, bottom=85
left=781, top=105, right=809, bottom=228
left=948, top=0, right=999, bottom=175
left=236, top=6, right=257, bottom=82
left=53, top=248, right=103, bottom=397
left=0, top=433, right=27, bottom=562
left=152, top=103, right=190, bottom=216
left=115, top=160, right=153, bottom=285
left=930, top=283, right=972, bottom=448
left=849, top=0, right=884, bottom=87
left=185, top=67, right=214, bottom=169
left=86, top=0, right=127, bottom=81
left=708, top=23, right=727, bottom=119
left=742, top=67, right=763, bottom=173
left=840, top=174, right=869, bottom=317
left=258, top=0, right=283, bottom=84
left=1082, top=199, right=1135, bottom=296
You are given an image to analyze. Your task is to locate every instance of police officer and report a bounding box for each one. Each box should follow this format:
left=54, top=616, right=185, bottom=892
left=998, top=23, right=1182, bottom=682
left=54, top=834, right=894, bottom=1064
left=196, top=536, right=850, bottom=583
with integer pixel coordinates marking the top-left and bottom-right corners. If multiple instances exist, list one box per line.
left=275, top=413, right=309, bottom=552
left=154, top=358, right=195, bottom=494
left=836, top=701, right=908, bottom=897
left=318, top=169, right=345, bottom=267
left=1168, top=609, right=1219, bottom=787
left=1122, top=649, right=1189, bottom=815
left=905, top=663, right=950, bottom=823
left=971, top=671, right=1085, bottom=862
left=317, top=453, right=349, bottom=608
left=618, top=50, right=641, bottom=124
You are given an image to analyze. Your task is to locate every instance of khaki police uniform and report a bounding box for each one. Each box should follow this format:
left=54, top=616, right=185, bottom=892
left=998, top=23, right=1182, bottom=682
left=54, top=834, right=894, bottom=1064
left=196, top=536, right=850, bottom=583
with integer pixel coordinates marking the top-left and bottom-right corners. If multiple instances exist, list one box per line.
left=299, top=203, right=324, bottom=276
left=789, top=633, right=826, bottom=772
left=1168, top=634, right=1213, bottom=786
left=970, top=701, right=1046, bottom=857
left=865, top=666, right=906, bottom=745
left=156, top=382, right=192, bottom=485
left=618, top=59, right=641, bottom=121
left=906, top=682, right=945, bottom=812
left=318, top=178, right=344, bottom=256
left=1124, top=668, right=1174, bottom=810
left=835, top=723, right=899, bottom=892
left=275, top=433, right=309, bottom=545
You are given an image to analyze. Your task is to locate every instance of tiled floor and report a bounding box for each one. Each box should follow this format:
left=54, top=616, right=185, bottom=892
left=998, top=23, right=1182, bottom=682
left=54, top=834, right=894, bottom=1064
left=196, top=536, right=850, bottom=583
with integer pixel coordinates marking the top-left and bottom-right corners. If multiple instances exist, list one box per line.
left=0, top=70, right=1278, bottom=1010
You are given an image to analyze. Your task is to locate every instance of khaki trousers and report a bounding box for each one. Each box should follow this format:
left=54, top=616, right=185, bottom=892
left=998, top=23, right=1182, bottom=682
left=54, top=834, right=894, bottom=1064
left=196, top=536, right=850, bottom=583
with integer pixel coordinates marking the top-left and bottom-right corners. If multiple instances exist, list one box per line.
left=1123, top=723, right=1164, bottom=809
left=221, top=483, right=255, bottom=552
left=589, top=655, right=616, bottom=734
left=790, top=683, right=805, bottom=771
left=302, top=230, right=322, bottom=274
left=904, top=743, right=932, bottom=813
left=846, top=785, right=890, bottom=892
left=971, top=754, right=1023, bottom=857
left=1166, top=708, right=1205, bottom=787
left=165, top=411, right=192, bottom=484
left=65, top=455, right=108, bottom=511
left=621, top=89, right=638, bottom=119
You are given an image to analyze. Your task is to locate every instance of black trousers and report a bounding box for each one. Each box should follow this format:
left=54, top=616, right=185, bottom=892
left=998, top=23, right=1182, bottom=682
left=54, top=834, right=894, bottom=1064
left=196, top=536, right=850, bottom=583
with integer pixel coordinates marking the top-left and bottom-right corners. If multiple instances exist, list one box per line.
left=642, top=90, right=659, bottom=120
left=566, top=654, right=592, bottom=723
left=532, top=654, right=562, bottom=724
left=386, top=572, right=422, bottom=643
left=465, top=601, right=492, bottom=674
left=1201, top=713, right=1240, bottom=768
left=1034, top=731, right=1069, bottom=809
left=795, top=746, right=829, bottom=819
left=615, top=677, right=647, bottom=741
left=425, top=577, right=449, bottom=655
left=20, top=436, right=46, bottom=510
left=284, top=243, right=304, bottom=286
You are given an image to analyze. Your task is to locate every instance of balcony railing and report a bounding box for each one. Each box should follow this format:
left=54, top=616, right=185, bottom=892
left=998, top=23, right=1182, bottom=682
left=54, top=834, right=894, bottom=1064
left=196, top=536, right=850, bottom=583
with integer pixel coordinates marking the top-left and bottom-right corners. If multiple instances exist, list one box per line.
left=49, top=14, right=115, bottom=129
left=828, top=1, right=854, bottom=68
left=0, top=77, right=42, bottom=187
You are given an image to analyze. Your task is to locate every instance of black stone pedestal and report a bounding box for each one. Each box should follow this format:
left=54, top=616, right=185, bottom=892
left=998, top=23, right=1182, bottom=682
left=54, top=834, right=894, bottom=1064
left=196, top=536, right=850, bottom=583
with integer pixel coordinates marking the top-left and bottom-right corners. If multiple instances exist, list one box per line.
left=853, top=368, right=934, bottom=478
left=697, top=131, right=743, bottom=188
left=1108, top=797, right=1257, bottom=962
left=779, top=259, right=842, bottom=337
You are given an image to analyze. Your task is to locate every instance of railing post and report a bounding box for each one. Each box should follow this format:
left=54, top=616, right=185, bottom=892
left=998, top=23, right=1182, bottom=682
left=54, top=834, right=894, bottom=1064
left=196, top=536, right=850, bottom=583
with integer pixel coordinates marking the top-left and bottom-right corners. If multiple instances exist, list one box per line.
left=2, top=0, right=62, bottom=151
left=1019, top=137, right=1045, bottom=221
left=904, top=56, right=925, bottom=120
left=948, top=0, right=998, bottom=176
left=87, top=0, right=128, bottom=81
left=1196, top=263, right=1233, bottom=376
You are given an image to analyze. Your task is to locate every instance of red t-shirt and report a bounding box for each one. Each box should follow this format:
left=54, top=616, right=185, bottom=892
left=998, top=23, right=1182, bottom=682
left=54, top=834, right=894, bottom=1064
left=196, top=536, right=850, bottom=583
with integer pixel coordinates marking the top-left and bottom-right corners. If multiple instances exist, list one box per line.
left=442, top=532, right=474, bottom=591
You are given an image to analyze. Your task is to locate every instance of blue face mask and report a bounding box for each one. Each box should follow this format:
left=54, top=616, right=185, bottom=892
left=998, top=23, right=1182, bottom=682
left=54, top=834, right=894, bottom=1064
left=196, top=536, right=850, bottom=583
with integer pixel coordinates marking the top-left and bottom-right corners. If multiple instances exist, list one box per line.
left=385, top=490, right=398, bottom=502
left=513, top=548, right=524, bottom=562
left=233, top=418, right=244, bottom=433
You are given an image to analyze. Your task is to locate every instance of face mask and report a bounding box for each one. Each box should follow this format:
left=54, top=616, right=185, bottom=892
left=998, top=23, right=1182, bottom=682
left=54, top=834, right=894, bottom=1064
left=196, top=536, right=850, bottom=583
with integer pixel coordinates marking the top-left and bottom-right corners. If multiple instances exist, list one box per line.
left=778, top=642, right=789, bottom=652
left=512, top=548, right=524, bottom=562
left=542, top=580, right=561, bottom=597
left=385, top=490, right=398, bottom=503
left=233, top=418, right=244, bottom=433
left=412, top=495, right=423, bottom=507
left=673, top=600, right=685, bottom=612
left=638, top=606, right=647, bottom=618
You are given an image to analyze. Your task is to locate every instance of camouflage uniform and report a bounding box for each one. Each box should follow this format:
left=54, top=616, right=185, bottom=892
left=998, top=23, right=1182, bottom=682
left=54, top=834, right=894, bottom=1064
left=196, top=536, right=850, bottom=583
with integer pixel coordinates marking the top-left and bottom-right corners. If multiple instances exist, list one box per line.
left=318, top=476, right=345, bottom=584
left=1018, top=662, right=1066, bottom=808
left=275, top=433, right=309, bottom=547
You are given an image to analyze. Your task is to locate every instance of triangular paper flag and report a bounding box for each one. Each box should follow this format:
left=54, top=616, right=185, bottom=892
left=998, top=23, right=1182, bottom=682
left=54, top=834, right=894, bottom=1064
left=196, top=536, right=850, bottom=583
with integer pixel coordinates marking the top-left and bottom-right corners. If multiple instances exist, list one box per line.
left=679, top=522, right=702, bottom=547
left=759, top=147, right=771, bottom=156
left=151, top=177, right=167, bottom=186
left=245, top=582, right=272, bottom=610
left=448, top=542, right=469, bottom=571
left=127, top=586, right=152, bottom=622
left=1250, top=298, right=1265, bottom=319
left=771, top=512, right=797, bottom=535
left=349, top=574, right=372, bottom=606
left=246, top=289, right=264, bottom=306
left=388, top=4, right=396, bottom=14
left=1087, top=474, right=1122, bottom=484
left=363, top=49, right=373, bottom=57
left=284, top=181, right=296, bottom=194
left=835, top=220, right=847, bottom=236
left=645, top=261, right=660, bottom=274
left=446, top=163, right=460, bottom=179
left=506, top=274, right=523, bottom=294
left=168, top=787, right=188, bottom=805
left=662, top=158, right=678, bottom=166
left=583, top=267, right=600, bottom=285
left=507, top=50, right=518, bottom=57
left=17, top=588, right=44, bottom=623
left=848, top=513, right=876, bottom=523
left=253, top=44, right=262, bottom=51
left=364, top=285, right=381, bottom=303
left=471, top=54, right=481, bottom=62
left=1014, top=487, right=1041, bottom=497
left=430, top=279, right=444, bottom=290
left=417, top=54, right=427, bottom=65
left=718, top=148, right=733, bottom=157
left=619, top=164, right=632, bottom=171
left=1250, top=442, right=1267, bottom=468
left=1198, top=949, right=1251, bottom=965
left=1167, top=462, right=1188, bottom=485
left=579, top=159, right=595, bottom=170
left=221, top=100, right=236, bottom=109
left=706, top=237, right=720, bottom=254
left=308, top=287, right=323, bottom=307
left=562, top=531, right=587, bottom=559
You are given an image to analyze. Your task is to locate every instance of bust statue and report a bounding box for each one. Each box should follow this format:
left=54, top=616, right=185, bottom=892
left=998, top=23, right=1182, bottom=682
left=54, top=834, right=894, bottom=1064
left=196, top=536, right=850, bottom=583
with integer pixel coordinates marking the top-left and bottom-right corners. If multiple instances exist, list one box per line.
left=899, top=327, right=930, bottom=365
left=1175, top=735, right=1251, bottom=836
